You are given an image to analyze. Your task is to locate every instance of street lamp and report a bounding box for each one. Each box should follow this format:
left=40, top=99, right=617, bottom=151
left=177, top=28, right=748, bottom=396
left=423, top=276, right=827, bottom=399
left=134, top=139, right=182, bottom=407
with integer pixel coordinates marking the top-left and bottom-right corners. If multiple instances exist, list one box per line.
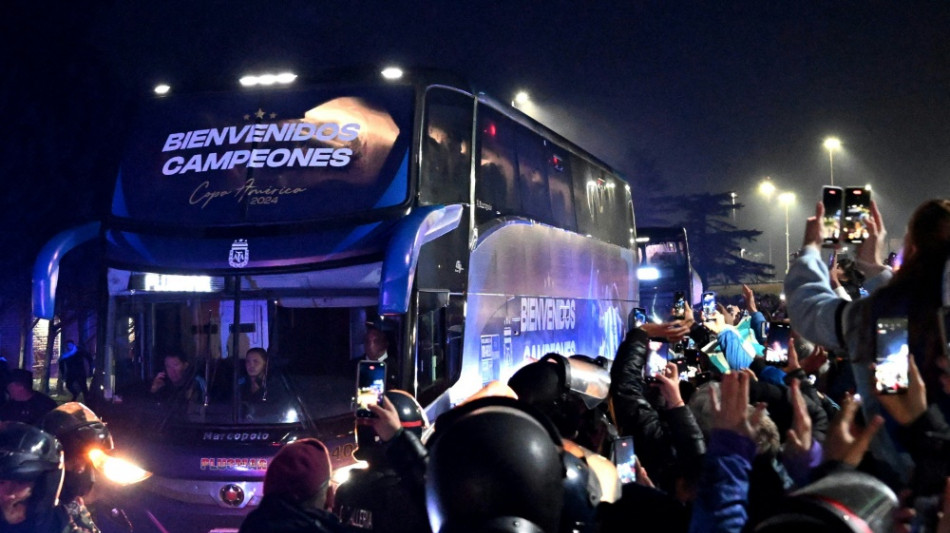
left=778, top=192, right=796, bottom=275
left=823, top=137, right=841, bottom=186
left=758, top=178, right=776, bottom=266
left=512, top=91, right=530, bottom=107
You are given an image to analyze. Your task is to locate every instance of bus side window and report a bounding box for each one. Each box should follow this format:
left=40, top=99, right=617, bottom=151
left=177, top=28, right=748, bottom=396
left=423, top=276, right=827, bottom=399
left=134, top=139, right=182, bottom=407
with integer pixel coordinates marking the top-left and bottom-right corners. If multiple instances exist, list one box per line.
left=420, top=88, right=473, bottom=205
left=515, top=128, right=553, bottom=224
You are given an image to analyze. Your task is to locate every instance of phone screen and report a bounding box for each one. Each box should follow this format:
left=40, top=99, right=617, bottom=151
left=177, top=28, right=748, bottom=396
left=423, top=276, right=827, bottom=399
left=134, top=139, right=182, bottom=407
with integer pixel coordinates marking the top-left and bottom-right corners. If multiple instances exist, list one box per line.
left=671, top=291, right=686, bottom=319
left=633, top=307, right=648, bottom=328
left=611, top=436, right=637, bottom=484
left=701, top=291, right=717, bottom=318
left=765, top=322, right=791, bottom=366
left=646, top=340, right=669, bottom=381
left=821, top=186, right=844, bottom=245
left=875, top=317, right=909, bottom=394
left=844, top=187, right=872, bottom=244
left=356, top=361, right=386, bottom=416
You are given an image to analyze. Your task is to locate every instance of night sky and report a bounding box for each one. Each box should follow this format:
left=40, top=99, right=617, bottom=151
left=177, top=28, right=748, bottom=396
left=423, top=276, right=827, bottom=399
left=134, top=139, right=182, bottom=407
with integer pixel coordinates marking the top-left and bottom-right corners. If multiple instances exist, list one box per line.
left=3, top=1, right=950, bottom=291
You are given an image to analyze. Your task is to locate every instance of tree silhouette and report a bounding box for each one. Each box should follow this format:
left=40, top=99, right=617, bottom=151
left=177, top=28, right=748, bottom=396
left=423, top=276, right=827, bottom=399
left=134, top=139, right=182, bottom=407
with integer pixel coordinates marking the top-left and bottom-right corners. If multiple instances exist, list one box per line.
left=646, top=192, right=773, bottom=287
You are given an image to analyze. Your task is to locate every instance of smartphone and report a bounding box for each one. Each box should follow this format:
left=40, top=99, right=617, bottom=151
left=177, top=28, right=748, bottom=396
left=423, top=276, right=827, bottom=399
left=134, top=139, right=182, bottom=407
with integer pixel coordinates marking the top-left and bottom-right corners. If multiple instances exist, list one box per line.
left=765, top=321, right=791, bottom=366
left=821, top=186, right=844, bottom=245
left=828, top=249, right=837, bottom=270
left=645, top=339, right=669, bottom=382
left=874, top=317, right=909, bottom=394
left=671, top=291, right=687, bottom=320
left=611, top=436, right=637, bottom=484
left=356, top=361, right=386, bottom=416
left=701, top=291, right=717, bottom=319
left=633, top=307, right=648, bottom=328
left=673, top=358, right=690, bottom=381
left=843, top=187, right=872, bottom=244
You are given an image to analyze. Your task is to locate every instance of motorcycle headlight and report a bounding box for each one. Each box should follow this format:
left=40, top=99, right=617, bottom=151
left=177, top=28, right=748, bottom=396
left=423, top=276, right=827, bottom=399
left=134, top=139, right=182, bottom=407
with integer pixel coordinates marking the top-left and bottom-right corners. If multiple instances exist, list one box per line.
left=88, top=449, right=152, bottom=485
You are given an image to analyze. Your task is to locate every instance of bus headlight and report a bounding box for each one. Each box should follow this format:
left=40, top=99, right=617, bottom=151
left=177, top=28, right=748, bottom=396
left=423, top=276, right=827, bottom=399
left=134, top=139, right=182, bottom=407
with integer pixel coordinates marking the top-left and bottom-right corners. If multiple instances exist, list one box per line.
left=88, top=449, right=152, bottom=485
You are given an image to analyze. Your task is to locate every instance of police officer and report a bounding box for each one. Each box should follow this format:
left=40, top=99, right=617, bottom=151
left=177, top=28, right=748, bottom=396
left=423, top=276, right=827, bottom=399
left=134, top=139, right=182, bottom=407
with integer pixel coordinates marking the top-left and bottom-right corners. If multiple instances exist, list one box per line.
left=334, top=390, right=428, bottom=533
left=0, top=422, right=70, bottom=533
left=426, top=398, right=566, bottom=533
left=41, top=402, right=116, bottom=532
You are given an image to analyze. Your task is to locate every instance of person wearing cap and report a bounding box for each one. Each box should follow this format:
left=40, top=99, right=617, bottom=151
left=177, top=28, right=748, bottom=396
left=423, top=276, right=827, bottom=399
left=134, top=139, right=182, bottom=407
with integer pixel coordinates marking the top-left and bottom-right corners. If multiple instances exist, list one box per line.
left=0, top=368, right=58, bottom=425
left=239, top=438, right=357, bottom=533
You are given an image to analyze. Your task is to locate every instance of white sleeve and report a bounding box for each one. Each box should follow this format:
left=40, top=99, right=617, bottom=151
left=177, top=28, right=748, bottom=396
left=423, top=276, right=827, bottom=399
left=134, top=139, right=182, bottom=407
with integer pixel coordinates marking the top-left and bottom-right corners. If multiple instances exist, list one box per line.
left=784, top=245, right=848, bottom=349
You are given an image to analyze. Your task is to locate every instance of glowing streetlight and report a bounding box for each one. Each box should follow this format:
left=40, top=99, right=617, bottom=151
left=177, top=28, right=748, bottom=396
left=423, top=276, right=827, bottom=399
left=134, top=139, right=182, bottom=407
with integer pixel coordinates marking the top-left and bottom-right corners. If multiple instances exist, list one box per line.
left=778, top=191, right=796, bottom=275
left=823, top=137, right=841, bottom=186
left=512, top=91, right=530, bottom=107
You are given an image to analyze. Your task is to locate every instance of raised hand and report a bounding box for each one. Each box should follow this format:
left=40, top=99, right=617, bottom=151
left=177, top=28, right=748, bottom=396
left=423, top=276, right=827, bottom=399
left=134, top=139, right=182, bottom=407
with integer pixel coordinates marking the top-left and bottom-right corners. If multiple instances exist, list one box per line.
left=876, top=355, right=927, bottom=426
left=823, top=393, right=884, bottom=466
left=652, top=362, right=685, bottom=409
left=802, top=201, right=824, bottom=249
left=784, top=378, right=813, bottom=456
left=711, top=372, right=761, bottom=440
left=365, top=395, right=402, bottom=442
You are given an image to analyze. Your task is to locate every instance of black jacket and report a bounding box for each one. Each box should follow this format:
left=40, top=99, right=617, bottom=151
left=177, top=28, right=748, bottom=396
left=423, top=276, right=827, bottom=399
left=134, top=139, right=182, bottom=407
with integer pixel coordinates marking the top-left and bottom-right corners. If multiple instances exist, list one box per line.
left=608, top=327, right=706, bottom=492
left=334, top=429, right=429, bottom=533
left=239, top=495, right=356, bottom=533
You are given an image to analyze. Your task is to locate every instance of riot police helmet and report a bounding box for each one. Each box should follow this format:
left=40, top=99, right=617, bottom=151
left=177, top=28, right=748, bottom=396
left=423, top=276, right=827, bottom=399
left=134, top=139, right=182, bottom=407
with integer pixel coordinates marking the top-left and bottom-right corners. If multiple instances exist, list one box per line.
left=426, top=397, right=565, bottom=533
left=383, top=389, right=429, bottom=438
left=40, top=402, right=114, bottom=458
left=0, top=422, right=65, bottom=514
left=40, top=402, right=115, bottom=502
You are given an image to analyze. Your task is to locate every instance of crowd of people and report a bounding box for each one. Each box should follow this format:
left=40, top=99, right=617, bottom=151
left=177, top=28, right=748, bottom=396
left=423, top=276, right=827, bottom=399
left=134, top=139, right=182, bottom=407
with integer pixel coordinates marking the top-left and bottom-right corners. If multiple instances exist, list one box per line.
left=1, top=197, right=949, bottom=532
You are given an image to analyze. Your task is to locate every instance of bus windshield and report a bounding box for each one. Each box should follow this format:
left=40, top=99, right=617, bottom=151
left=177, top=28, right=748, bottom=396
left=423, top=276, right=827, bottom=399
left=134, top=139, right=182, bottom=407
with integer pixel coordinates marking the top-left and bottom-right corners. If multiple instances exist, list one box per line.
left=102, top=269, right=386, bottom=430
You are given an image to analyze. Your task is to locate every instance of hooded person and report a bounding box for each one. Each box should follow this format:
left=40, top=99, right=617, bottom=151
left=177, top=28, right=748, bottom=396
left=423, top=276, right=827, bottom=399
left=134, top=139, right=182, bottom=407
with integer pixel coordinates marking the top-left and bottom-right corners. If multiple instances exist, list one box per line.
left=334, top=390, right=429, bottom=533
left=239, top=438, right=355, bottom=533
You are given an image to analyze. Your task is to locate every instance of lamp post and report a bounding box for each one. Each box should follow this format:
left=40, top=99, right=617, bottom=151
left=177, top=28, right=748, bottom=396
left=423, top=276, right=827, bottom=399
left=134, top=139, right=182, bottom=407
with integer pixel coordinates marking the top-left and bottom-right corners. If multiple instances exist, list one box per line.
left=778, top=192, right=796, bottom=275
left=823, top=137, right=841, bottom=186
left=758, top=178, right=776, bottom=266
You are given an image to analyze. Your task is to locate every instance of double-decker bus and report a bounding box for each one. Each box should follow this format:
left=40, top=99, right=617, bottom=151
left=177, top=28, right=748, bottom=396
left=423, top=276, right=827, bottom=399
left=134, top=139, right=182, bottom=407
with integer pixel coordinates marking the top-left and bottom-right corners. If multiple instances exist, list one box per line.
left=32, top=68, right=637, bottom=532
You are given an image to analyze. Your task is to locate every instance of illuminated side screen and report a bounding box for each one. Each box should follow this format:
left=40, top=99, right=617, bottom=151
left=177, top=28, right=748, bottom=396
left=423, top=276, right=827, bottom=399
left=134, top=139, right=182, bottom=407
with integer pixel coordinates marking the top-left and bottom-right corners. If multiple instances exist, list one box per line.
left=114, top=86, right=414, bottom=227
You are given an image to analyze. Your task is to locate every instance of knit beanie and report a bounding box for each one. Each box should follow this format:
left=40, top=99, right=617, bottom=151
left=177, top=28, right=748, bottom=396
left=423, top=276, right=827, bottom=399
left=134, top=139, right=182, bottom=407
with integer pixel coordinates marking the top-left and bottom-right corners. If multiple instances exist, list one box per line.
left=263, top=439, right=332, bottom=503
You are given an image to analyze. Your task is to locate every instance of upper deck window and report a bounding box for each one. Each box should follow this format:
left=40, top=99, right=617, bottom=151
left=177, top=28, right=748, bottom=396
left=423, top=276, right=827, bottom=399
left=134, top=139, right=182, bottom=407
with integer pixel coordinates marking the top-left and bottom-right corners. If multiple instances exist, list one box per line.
left=114, top=85, right=414, bottom=227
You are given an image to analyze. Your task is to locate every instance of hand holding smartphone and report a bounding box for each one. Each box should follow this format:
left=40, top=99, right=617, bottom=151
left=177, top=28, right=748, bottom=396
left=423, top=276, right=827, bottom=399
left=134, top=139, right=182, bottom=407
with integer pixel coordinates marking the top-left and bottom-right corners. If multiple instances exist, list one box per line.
left=875, top=317, right=909, bottom=394
left=633, top=307, right=648, bottom=328
left=765, top=322, right=791, bottom=366
left=611, top=436, right=637, bottom=484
